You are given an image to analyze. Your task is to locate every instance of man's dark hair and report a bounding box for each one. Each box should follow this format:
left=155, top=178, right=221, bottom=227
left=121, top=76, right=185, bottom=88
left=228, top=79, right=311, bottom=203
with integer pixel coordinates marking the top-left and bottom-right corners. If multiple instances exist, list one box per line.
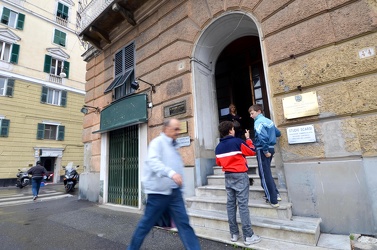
left=248, top=104, right=263, bottom=113
left=218, top=121, right=234, bottom=138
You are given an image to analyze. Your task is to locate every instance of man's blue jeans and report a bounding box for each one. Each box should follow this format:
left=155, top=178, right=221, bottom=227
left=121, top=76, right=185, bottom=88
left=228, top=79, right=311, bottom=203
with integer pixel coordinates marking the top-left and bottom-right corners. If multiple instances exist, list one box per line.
left=127, top=188, right=201, bottom=250
left=31, top=177, right=43, bottom=197
left=225, top=172, right=254, bottom=239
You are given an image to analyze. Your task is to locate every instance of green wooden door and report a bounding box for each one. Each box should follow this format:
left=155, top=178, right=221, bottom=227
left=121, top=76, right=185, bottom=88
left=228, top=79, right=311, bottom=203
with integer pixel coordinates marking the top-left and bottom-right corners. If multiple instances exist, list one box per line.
left=108, top=125, right=139, bottom=207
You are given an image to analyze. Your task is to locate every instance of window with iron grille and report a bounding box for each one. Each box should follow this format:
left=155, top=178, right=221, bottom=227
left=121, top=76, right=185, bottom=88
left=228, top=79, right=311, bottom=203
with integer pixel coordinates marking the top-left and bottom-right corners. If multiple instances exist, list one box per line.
left=104, top=42, right=135, bottom=100
left=1, top=7, right=25, bottom=30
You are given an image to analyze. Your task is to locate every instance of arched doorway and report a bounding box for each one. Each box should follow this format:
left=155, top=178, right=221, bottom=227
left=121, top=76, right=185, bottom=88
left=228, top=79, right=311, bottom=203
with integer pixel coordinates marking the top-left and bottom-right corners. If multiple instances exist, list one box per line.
left=191, top=12, right=270, bottom=186
left=215, top=36, right=269, bottom=139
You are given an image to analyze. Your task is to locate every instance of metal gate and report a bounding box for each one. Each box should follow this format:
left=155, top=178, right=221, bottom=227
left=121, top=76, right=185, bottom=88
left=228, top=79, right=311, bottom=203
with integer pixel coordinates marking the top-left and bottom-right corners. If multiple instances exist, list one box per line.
left=108, top=125, right=139, bottom=207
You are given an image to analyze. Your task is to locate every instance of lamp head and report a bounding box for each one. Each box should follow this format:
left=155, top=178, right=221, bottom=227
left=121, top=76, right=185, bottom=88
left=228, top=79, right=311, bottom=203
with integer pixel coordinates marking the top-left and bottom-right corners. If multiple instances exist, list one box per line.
left=131, top=80, right=139, bottom=90
left=80, top=107, right=89, bottom=114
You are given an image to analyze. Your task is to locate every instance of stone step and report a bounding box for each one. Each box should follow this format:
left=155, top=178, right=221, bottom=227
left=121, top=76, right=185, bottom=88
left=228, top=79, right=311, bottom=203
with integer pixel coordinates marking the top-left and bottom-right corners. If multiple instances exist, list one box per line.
left=207, top=173, right=278, bottom=187
left=186, top=196, right=292, bottom=220
left=195, top=185, right=288, bottom=201
left=188, top=209, right=321, bottom=246
left=213, top=165, right=277, bottom=176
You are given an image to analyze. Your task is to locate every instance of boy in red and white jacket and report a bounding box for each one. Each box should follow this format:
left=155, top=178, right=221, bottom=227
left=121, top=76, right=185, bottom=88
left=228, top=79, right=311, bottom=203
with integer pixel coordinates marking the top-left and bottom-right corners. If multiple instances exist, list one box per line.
left=215, top=121, right=261, bottom=246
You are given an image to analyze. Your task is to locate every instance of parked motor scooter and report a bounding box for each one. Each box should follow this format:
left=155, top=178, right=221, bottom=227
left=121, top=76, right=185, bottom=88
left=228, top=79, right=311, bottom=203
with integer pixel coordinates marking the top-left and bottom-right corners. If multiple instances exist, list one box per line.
left=16, top=168, right=30, bottom=189
left=63, top=162, right=79, bottom=193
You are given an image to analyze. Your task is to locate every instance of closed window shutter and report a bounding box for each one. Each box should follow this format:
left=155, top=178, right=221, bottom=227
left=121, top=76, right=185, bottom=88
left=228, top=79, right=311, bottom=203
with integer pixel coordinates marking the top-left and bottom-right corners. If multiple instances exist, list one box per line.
left=57, top=125, right=65, bottom=141
left=0, top=119, right=10, bottom=137
left=60, top=32, right=66, bottom=46
left=10, top=44, right=20, bottom=64
left=41, top=86, right=48, bottom=103
left=1, top=7, right=10, bottom=24
left=16, top=13, right=25, bottom=30
left=63, top=61, right=70, bottom=78
left=37, top=123, right=45, bottom=139
left=54, top=30, right=61, bottom=44
left=6, top=79, right=14, bottom=96
left=44, top=55, right=52, bottom=73
left=124, top=43, right=134, bottom=71
left=60, top=90, right=67, bottom=107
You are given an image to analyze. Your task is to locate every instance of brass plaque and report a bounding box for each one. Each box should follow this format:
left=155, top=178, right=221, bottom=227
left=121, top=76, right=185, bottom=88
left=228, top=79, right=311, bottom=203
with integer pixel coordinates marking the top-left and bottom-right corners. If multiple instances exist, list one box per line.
left=282, top=91, right=319, bottom=119
left=164, top=101, right=186, bottom=117
left=179, top=121, right=188, bottom=134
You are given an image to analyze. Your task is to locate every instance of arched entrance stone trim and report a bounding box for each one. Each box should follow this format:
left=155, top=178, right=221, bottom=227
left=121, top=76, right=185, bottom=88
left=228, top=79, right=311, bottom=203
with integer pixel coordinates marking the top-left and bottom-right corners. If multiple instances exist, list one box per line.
left=190, top=11, right=274, bottom=188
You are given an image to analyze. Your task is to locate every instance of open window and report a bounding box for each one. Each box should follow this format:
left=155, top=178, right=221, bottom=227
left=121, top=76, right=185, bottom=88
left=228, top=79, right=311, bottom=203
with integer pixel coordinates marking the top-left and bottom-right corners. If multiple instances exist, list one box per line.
left=1, top=7, right=25, bottom=30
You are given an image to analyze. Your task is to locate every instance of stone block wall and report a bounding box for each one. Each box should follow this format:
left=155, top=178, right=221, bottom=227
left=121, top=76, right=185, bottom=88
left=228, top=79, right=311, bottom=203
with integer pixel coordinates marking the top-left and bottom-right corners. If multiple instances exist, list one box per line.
left=83, top=0, right=377, bottom=164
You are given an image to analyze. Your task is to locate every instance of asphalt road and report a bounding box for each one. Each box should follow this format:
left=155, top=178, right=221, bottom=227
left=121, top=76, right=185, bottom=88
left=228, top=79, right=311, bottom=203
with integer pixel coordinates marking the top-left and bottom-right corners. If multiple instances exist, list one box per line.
left=0, top=184, right=235, bottom=250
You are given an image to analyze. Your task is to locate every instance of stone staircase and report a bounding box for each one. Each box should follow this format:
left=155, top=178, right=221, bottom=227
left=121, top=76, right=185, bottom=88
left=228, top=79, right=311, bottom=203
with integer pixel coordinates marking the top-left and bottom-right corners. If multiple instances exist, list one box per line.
left=186, top=156, right=323, bottom=249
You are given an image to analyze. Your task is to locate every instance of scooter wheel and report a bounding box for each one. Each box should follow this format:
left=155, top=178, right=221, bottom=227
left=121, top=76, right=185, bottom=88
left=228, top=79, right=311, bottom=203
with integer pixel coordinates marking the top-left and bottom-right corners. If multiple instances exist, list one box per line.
left=65, top=184, right=73, bottom=193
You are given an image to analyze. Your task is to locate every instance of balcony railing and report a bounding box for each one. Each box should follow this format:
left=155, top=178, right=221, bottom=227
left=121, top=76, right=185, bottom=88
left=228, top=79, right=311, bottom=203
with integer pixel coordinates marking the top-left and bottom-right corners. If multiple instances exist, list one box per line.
left=78, top=0, right=114, bottom=33
left=49, top=74, right=63, bottom=84
left=56, top=16, right=68, bottom=27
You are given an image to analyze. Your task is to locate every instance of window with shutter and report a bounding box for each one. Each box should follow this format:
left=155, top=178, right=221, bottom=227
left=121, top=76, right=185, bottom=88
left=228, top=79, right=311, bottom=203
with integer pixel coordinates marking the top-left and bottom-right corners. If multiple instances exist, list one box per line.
left=0, top=119, right=10, bottom=137
left=1, top=7, right=24, bottom=29
left=104, top=42, right=136, bottom=100
left=10, top=44, right=20, bottom=64
left=57, top=3, right=69, bottom=20
left=41, top=86, right=65, bottom=106
left=53, top=29, right=66, bottom=47
left=0, top=78, right=14, bottom=96
left=37, top=123, right=64, bottom=140
left=43, top=55, right=69, bottom=78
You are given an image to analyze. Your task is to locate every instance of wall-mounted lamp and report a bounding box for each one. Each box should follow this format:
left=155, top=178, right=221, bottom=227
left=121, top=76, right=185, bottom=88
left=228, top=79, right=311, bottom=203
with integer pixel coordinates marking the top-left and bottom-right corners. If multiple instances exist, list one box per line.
left=80, top=105, right=100, bottom=114
left=132, top=78, right=156, bottom=93
left=60, top=72, right=67, bottom=78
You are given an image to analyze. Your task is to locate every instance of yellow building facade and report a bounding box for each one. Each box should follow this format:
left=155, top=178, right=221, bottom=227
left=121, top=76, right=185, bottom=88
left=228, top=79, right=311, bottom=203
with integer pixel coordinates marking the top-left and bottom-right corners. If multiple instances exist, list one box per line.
left=0, top=0, right=86, bottom=185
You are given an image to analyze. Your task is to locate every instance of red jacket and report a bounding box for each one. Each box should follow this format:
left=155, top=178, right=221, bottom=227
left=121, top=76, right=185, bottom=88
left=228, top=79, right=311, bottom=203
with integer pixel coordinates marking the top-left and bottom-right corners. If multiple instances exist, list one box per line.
left=215, top=136, right=256, bottom=173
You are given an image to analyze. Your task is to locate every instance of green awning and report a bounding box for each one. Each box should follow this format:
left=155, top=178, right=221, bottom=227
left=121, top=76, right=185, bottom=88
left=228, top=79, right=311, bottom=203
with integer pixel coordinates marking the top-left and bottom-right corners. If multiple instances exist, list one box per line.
left=93, top=93, right=147, bottom=134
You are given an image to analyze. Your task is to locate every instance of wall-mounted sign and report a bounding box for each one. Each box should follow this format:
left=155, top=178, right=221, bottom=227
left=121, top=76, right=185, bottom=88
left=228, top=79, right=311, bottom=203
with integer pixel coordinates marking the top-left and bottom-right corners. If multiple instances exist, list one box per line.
left=176, top=136, right=191, bottom=147
left=164, top=101, right=186, bottom=117
left=287, top=125, right=316, bottom=144
left=282, top=91, right=319, bottom=119
left=179, top=121, right=188, bottom=134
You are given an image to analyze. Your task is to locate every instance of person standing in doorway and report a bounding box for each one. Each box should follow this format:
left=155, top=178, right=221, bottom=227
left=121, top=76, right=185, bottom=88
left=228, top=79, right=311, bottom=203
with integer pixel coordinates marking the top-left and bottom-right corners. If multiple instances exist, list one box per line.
left=27, top=161, right=47, bottom=201
left=215, top=121, right=261, bottom=246
left=248, top=104, right=281, bottom=208
left=127, top=119, right=201, bottom=250
left=226, top=103, right=243, bottom=138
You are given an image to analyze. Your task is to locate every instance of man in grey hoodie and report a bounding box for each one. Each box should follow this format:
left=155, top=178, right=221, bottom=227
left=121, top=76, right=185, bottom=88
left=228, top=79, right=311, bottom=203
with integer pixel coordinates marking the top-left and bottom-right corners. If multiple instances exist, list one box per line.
left=128, top=119, right=201, bottom=250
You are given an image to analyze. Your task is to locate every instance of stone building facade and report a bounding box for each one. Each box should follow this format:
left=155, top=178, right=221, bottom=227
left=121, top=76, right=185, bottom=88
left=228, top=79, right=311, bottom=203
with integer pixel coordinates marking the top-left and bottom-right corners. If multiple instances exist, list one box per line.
left=78, top=0, right=377, bottom=235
